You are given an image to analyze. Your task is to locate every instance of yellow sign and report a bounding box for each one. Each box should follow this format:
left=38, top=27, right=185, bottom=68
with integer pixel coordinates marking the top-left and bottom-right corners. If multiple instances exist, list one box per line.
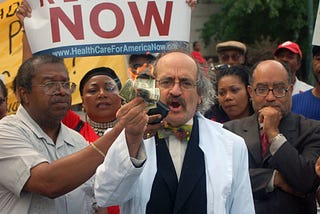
left=0, top=0, right=129, bottom=115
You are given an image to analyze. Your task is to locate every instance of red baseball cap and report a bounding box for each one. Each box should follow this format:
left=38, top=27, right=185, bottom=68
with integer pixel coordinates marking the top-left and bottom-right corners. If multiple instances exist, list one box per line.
left=274, top=41, right=302, bottom=58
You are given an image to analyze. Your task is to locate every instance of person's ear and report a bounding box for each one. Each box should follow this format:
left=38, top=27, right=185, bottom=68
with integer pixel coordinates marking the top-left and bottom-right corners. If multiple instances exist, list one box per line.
left=247, top=85, right=254, bottom=98
left=81, top=98, right=86, bottom=112
left=288, top=83, right=294, bottom=96
left=197, top=96, right=202, bottom=105
left=18, top=87, right=29, bottom=104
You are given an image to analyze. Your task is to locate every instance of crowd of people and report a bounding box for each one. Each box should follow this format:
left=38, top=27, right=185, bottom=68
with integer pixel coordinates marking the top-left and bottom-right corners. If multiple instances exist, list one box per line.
left=1, top=0, right=320, bottom=214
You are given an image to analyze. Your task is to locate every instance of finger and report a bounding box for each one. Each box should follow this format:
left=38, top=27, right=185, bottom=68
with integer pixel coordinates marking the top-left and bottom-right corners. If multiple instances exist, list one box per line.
left=258, top=112, right=264, bottom=124
left=17, top=1, right=32, bottom=18
left=117, top=98, right=148, bottom=130
left=144, top=122, right=161, bottom=139
left=126, top=113, right=148, bottom=136
left=147, top=114, right=162, bottom=124
left=16, top=7, right=28, bottom=22
left=24, top=0, right=32, bottom=10
left=146, top=122, right=162, bottom=132
left=186, top=0, right=197, bottom=9
left=127, top=108, right=148, bottom=126
left=116, top=97, right=145, bottom=119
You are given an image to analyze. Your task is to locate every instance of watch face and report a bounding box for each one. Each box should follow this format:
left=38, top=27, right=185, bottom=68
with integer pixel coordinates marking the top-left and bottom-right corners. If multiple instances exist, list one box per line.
left=270, top=134, right=285, bottom=144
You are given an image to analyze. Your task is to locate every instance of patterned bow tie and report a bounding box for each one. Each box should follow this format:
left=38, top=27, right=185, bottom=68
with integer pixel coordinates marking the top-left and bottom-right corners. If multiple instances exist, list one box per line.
left=158, top=123, right=192, bottom=141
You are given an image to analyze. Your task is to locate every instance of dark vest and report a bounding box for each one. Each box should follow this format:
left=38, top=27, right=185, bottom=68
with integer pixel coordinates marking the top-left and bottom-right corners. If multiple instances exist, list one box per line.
left=146, top=117, right=207, bottom=214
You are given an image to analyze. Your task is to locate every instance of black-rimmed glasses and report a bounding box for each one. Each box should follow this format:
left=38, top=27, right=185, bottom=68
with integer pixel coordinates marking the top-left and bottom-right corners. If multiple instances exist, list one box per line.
left=254, top=86, right=290, bottom=98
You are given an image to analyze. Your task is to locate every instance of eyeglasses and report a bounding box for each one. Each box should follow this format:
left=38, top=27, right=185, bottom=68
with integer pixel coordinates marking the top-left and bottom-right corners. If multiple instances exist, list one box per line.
left=105, top=85, right=117, bottom=93
left=87, top=83, right=117, bottom=95
left=220, top=53, right=241, bottom=62
left=156, top=78, right=198, bottom=90
left=254, top=86, right=290, bottom=98
left=0, top=97, right=6, bottom=105
left=33, top=81, right=77, bottom=95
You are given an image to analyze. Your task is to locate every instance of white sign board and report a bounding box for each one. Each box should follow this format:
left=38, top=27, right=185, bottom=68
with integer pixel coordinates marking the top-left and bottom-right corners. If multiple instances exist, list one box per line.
left=313, top=2, right=320, bottom=45
left=25, top=0, right=191, bottom=58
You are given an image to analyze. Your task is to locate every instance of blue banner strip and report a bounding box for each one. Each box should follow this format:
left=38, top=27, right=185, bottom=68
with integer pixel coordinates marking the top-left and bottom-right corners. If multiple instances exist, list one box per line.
left=35, top=41, right=190, bottom=58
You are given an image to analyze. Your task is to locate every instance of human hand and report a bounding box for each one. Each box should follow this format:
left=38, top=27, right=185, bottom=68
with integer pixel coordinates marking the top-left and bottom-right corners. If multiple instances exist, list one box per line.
left=16, top=1, right=32, bottom=25
left=144, top=114, right=163, bottom=139
left=258, top=106, right=282, bottom=141
left=274, top=170, right=304, bottom=197
left=186, top=0, right=198, bottom=10
left=116, top=97, right=148, bottom=157
left=315, top=156, right=320, bottom=177
left=117, top=97, right=148, bottom=136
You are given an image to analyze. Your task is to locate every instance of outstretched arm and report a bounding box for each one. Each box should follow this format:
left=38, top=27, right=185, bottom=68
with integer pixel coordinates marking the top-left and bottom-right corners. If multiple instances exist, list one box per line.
left=16, top=0, right=32, bottom=62
left=21, top=97, right=147, bottom=198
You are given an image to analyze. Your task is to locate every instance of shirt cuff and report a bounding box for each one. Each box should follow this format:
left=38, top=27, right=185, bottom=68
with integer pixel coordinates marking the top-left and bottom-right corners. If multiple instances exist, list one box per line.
left=269, top=134, right=287, bottom=155
left=266, top=170, right=276, bottom=192
left=130, top=143, right=146, bottom=168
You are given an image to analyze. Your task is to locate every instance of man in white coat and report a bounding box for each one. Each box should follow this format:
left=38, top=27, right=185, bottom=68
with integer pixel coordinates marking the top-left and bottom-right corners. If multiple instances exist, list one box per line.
left=94, top=51, right=255, bottom=214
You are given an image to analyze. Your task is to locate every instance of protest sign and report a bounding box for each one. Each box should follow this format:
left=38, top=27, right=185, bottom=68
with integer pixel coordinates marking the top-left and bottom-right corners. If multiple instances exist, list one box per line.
left=313, top=2, right=320, bottom=45
left=0, top=0, right=128, bottom=114
left=24, top=0, right=191, bottom=58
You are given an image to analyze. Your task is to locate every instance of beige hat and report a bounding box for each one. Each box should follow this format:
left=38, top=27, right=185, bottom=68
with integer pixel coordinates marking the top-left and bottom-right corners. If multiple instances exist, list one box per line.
left=216, top=41, right=247, bottom=54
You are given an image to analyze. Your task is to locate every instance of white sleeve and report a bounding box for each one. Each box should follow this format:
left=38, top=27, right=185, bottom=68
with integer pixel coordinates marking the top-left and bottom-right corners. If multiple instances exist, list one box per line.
left=227, top=139, right=255, bottom=214
left=94, top=130, right=146, bottom=207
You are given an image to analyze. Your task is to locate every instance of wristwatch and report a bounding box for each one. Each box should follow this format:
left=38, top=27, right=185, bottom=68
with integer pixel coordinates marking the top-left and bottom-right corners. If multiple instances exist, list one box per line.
left=270, top=133, right=286, bottom=145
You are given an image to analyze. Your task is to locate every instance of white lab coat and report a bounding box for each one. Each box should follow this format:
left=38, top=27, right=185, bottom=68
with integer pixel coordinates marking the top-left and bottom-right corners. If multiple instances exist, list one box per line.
left=95, top=113, right=254, bottom=214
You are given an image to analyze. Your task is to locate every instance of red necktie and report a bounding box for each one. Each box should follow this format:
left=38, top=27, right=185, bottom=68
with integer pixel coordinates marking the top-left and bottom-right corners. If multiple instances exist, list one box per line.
left=260, top=132, right=269, bottom=157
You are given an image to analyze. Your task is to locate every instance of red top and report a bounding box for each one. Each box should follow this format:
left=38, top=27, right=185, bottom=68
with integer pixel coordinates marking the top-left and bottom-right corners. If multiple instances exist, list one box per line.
left=191, top=51, right=206, bottom=64
left=62, top=110, right=120, bottom=214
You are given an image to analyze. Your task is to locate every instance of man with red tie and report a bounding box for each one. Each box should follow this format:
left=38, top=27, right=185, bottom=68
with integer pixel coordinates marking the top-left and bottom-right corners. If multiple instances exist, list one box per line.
left=94, top=51, right=254, bottom=214
left=224, top=60, right=320, bottom=214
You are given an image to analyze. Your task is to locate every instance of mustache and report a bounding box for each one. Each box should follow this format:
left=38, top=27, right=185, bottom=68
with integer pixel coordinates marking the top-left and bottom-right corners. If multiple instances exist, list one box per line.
left=261, top=103, right=280, bottom=109
left=51, top=97, right=71, bottom=103
left=167, top=96, right=186, bottom=108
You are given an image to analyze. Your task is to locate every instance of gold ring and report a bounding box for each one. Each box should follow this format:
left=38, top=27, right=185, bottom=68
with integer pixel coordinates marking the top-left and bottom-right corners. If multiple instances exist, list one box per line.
left=16, top=8, right=20, bottom=13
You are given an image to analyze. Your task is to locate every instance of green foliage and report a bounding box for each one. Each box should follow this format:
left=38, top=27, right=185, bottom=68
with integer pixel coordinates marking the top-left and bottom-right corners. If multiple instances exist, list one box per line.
left=201, top=0, right=318, bottom=50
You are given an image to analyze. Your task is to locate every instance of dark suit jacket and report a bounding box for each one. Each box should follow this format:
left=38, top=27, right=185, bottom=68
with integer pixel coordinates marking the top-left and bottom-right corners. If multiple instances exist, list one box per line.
left=224, top=112, right=320, bottom=214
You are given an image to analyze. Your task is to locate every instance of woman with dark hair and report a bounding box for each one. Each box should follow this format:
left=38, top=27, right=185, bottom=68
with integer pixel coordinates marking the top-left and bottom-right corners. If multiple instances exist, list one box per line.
left=205, top=65, right=254, bottom=122
left=61, top=67, right=122, bottom=214
left=62, top=67, right=122, bottom=141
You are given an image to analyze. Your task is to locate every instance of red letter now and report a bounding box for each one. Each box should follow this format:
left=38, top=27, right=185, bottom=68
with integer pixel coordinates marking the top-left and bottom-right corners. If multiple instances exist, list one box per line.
left=128, top=1, right=173, bottom=37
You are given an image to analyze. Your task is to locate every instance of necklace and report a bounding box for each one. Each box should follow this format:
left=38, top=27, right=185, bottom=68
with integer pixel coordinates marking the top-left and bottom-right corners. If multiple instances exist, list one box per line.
left=87, top=117, right=117, bottom=137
